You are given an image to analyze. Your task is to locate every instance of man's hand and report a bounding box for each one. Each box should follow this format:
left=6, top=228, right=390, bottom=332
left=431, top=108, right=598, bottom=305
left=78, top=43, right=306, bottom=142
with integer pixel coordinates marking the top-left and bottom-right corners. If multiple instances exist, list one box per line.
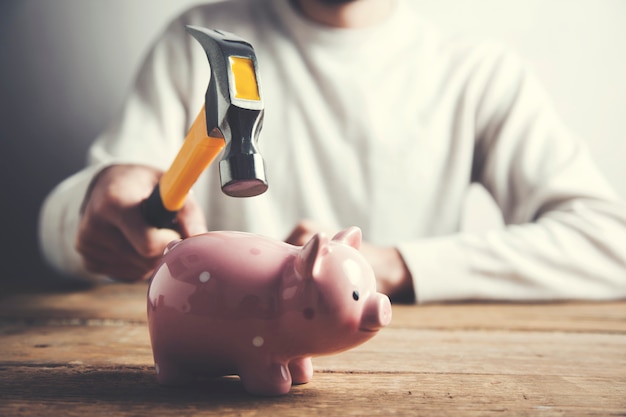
left=284, top=220, right=415, bottom=302
left=75, top=164, right=208, bottom=282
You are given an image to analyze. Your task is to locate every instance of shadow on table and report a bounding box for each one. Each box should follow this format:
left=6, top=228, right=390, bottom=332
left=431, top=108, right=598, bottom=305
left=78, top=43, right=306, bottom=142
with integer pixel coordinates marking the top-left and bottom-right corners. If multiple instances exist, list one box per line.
left=1, top=365, right=315, bottom=409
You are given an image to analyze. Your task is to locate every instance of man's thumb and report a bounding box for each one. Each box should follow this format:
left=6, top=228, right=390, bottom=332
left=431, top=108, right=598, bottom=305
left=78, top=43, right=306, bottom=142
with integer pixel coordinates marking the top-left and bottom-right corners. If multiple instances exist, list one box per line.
left=176, top=194, right=208, bottom=238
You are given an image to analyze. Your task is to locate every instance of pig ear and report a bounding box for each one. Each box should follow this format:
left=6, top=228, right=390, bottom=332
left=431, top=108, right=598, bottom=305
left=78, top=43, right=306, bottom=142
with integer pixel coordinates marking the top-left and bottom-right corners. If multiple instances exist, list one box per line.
left=295, top=233, right=329, bottom=280
left=332, top=227, right=362, bottom=250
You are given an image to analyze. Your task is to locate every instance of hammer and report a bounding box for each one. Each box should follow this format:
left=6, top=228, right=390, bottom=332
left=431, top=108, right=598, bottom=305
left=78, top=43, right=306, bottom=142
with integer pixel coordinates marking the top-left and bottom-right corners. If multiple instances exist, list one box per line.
left=142, top=26, right=268, bottom=229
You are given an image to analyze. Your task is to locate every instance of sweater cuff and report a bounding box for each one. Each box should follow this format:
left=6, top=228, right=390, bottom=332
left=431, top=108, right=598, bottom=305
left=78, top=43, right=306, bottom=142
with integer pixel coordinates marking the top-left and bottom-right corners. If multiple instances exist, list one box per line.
left=397, top=235, right=473, bottom=304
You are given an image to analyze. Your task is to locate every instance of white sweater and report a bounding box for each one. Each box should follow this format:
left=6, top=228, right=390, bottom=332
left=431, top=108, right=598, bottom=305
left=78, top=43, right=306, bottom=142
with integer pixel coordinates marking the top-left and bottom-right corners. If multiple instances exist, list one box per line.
left=39, top=0, right=626, bottom=302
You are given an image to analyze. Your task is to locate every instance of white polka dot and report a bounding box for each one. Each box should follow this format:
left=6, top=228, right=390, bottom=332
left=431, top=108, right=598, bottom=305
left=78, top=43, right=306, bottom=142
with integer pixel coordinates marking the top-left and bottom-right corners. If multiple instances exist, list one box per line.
left=155, top=363, right=160, bottom=374
left=252, top=336, right=264, bottom=347
left=282, top=286, right=297, bottom=300
left=199, top=271, right=211, bottom=283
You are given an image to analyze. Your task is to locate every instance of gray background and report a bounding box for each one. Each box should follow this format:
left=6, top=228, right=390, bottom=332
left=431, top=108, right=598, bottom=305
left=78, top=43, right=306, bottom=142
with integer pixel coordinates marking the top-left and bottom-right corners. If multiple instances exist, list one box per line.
left=1, top=0, right=624, bottom=289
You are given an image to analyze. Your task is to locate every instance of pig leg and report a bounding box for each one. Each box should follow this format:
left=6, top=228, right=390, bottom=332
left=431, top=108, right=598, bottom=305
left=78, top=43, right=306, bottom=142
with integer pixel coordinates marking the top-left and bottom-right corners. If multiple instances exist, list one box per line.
left=154, top=357, right=194, bottom=386
left=289, top=357, right=313, bottom=385
left=239, top=361, right=293, bottom=396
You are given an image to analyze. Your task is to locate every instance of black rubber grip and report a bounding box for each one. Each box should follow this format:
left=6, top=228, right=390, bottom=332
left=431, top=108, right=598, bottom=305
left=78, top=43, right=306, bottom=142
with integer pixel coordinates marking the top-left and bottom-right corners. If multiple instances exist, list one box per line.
left=142, top=183, right=178, bottom=229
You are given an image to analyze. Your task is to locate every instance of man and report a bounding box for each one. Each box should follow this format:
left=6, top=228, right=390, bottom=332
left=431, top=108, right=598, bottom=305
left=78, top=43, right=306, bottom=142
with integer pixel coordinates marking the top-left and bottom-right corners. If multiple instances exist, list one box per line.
left=39, top=0, right=626, bottom=302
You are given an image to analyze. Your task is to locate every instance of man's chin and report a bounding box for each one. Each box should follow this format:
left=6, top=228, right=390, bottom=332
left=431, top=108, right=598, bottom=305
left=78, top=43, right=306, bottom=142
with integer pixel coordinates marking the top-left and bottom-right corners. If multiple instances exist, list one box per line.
left=314, top=0, right=359, bottom=5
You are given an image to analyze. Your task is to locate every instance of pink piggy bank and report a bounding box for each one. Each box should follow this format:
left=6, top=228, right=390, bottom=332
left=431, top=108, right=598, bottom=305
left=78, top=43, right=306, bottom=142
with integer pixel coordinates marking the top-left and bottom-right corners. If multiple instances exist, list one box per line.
left=147, top=226, right=392, bottom=396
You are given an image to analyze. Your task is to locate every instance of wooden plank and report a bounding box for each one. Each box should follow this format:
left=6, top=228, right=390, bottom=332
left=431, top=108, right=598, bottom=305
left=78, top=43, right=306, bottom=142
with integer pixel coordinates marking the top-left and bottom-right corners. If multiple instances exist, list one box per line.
left=392, top=302, right=626, bottom=334
left=0, top=282, right=148, bottom=323
left=1, top=283, right=625, bottom=333
left=0, top=365, right=623, bottom=416
left=1, top=324, right=624, bottom=379
left=316, top=327, right=626, bottom=377
left=1, top=286, right=624, bottom=416
left=0, top=324, right=152, bottom=367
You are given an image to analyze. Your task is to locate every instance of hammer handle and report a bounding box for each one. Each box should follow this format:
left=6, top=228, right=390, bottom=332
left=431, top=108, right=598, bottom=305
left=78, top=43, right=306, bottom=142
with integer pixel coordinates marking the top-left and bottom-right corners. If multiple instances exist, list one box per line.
left=142, top=106, right=225, bottom=229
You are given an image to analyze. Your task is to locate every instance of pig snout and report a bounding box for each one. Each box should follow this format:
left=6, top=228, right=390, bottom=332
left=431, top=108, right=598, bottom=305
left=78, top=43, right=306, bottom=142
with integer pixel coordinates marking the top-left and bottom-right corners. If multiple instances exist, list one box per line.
left=360, top=293, right=392, bottom=332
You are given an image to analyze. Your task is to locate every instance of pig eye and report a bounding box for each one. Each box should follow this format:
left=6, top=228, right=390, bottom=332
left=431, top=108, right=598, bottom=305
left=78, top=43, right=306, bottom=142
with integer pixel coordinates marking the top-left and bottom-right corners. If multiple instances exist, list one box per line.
left=352, top=290, right=360, bottom=301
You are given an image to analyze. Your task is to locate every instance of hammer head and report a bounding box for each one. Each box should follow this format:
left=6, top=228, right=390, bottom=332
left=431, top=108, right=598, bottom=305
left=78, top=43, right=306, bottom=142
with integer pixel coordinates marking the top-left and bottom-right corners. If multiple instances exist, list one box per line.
left=186, top=25, right=268, bottom=198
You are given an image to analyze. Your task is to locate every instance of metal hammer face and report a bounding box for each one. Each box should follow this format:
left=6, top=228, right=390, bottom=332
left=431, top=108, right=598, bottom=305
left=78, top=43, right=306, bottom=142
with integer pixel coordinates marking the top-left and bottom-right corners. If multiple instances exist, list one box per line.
left=143, top=26, right=268, bottom=228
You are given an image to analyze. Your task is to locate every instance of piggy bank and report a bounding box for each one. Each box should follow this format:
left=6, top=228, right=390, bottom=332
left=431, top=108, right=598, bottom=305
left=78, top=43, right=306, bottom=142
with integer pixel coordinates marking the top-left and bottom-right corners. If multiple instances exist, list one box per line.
left=147, top=226, right=392, bottom=396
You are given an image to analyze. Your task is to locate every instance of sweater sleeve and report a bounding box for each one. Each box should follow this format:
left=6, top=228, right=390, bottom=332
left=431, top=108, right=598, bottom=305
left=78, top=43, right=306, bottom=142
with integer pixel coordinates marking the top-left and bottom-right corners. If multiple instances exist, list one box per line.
left=398, top=47, right=626, bottom=303
left=38, top=17, right=199, bottom=280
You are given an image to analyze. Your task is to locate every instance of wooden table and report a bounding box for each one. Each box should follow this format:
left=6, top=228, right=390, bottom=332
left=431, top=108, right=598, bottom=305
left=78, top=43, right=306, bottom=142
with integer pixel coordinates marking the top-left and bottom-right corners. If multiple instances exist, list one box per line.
left=1, top=282, right=624, bottom=416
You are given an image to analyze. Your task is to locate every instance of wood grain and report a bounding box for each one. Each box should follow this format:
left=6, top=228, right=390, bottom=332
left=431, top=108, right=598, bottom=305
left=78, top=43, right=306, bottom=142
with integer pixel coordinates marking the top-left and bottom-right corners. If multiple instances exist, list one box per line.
left=1, top=282, right=625, bottom=416
left=3, top=283, right=625, bottom=333
left=1, top=366, right=623, bottom=417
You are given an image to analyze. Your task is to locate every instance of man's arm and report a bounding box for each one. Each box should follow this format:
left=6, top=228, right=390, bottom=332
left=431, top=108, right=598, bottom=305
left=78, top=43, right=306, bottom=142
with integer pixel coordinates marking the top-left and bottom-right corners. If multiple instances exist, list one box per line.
left=38, top=18, right=204, bottom=281
left=399, top=48, right=626, bottom=303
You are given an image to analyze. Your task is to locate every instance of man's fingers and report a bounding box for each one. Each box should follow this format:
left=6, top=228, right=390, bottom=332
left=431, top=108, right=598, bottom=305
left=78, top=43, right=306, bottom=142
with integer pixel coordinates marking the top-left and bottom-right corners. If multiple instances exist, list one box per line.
left=82, top=255, right=158, bottom=282
left=284, top=219, right=326, bottom=246
left=78, top=236, right=159, bottom=273
left=176, top=193, right=208, bottom=238
left=74, top=164, right=185, bottom=282
left=118, top=207, right=181, bottom=258
left=76, top=221, right=163, bottom=280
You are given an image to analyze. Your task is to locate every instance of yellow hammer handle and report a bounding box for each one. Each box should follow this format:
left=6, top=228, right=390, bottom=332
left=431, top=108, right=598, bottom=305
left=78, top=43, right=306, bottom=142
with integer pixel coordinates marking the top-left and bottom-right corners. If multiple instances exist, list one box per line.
left=159, top=105, right=226, bottom=211
left=142, top=105, right=225, bottom=228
